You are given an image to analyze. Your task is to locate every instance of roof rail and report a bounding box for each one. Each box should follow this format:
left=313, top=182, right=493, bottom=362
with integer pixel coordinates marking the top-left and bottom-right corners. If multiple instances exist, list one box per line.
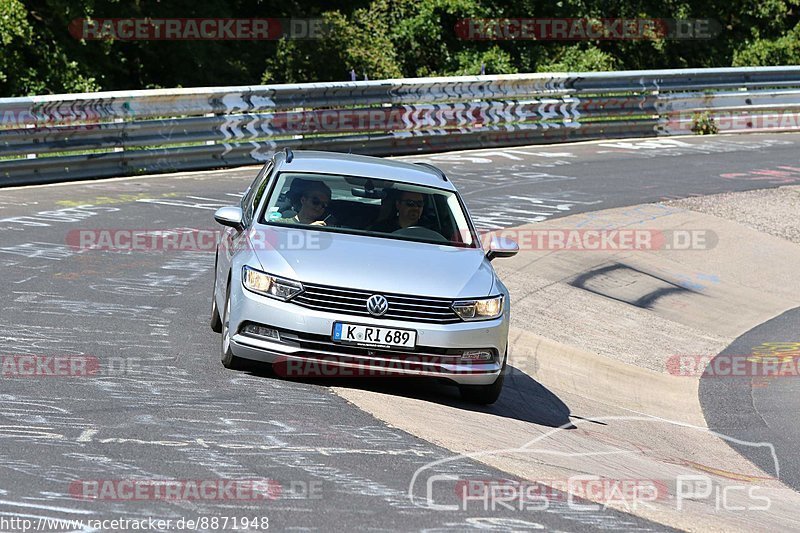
left=284, top=147, right=294, bottom=163
left=413, top=162, right=448, bottom=181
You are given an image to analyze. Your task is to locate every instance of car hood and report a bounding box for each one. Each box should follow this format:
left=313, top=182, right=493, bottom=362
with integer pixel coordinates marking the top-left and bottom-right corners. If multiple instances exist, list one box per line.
left=248, top=226, right=495, bottom=298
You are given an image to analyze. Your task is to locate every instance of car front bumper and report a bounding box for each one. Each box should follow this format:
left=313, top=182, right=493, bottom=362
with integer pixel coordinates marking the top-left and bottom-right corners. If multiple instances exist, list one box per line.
left=228, top=286, right=509, bottom=386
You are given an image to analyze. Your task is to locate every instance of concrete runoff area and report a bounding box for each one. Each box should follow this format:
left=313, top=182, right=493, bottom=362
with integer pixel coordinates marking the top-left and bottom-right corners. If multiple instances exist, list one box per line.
left=666, top=186, right=800, bottom=245
left=334, top=186, right=800, bottom=531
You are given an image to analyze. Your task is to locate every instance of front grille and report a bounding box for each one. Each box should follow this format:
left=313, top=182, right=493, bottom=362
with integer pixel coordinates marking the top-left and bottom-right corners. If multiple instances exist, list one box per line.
left=291, top=283, right=461, bottom=324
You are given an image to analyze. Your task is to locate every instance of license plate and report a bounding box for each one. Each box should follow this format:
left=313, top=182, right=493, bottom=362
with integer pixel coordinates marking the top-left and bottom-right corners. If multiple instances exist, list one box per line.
left=332, top=322, right=416, bottom=349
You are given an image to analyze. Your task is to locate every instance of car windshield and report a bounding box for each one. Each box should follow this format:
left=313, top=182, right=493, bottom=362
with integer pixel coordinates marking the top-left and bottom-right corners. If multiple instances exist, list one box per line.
left=259, top=172, right=476, bottom=247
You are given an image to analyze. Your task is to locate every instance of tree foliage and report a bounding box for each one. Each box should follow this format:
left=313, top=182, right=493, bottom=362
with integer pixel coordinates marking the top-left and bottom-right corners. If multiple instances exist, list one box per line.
left=1, top=0, right=799, bottom=96
left=1, top=0, right=98, bottom=95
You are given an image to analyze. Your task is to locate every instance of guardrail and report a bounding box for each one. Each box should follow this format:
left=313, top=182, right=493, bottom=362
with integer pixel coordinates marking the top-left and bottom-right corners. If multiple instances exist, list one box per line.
left=2, top=66, right=800, bottom=186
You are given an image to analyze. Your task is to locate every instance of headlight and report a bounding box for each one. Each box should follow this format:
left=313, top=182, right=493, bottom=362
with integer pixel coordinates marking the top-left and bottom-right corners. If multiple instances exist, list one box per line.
left=242, top=266, right=303, bottom=301
left=452, top=295, right=504, bottom=321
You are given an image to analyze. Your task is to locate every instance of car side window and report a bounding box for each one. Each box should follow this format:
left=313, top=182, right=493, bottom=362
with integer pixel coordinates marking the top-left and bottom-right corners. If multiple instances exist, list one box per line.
left=251, top=165, right=272, bottom=215
left=242, top=162, right=273, bottom=226
left=240, top=186, right=253, bottom=212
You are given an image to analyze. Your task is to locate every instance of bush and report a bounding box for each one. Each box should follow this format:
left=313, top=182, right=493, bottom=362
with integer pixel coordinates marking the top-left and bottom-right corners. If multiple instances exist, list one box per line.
left=691, top=112, right=719, bottom=135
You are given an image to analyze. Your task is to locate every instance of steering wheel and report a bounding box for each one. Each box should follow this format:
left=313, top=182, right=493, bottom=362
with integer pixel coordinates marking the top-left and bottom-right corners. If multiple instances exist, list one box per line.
left=392, top=226, right=448, bottom=243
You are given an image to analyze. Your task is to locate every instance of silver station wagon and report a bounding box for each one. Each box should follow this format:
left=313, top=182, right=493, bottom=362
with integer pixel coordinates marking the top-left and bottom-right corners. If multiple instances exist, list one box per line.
left=211, top=149, right=518, bottom=403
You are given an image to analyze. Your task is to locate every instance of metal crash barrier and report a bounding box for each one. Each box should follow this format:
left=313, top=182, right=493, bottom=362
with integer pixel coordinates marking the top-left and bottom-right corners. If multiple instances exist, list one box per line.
left=2, top=66, right=800, bottom=186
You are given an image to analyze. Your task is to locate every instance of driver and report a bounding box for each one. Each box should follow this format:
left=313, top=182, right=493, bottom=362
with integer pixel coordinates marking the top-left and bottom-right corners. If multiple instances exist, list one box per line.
left=275, top=181, right=333, bottom=226
left=371, top=191, right=424, bottom=233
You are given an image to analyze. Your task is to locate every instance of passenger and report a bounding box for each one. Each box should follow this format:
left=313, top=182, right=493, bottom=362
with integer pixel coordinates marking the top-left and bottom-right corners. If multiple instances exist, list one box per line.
left=276, top=181, right=332, bottom=226
left=371, top=191, right=425, bottom=233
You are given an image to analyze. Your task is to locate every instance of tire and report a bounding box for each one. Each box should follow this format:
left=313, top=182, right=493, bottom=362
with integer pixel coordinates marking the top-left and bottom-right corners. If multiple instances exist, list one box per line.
left=210, top=255, right=222, bottom=333
left=220, top=284, right=246, bottom=371
left=459, top=355, right=507, bottom=405
left=210, top=285, right=222, bottom=333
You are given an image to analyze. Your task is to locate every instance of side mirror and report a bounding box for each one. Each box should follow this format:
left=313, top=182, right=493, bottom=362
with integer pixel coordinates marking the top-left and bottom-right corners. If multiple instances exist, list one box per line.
left=486, top=235, right=519, bottom=261
left=214, top=206, right=244, bottom=230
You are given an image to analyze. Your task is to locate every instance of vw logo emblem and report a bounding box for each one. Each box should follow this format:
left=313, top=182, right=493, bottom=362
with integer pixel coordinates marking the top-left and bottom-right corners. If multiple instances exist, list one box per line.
left=366, top=294, right=388, bottom=317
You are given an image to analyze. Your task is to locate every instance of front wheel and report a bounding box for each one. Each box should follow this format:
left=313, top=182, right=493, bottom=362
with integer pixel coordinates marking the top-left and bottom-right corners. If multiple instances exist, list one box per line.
left=210, top=256, right=222, bottom=333
left=221, top=285, right=246, bottom=371
left=210, top=286, right=222, bottom=333
left=459, top=355, right=506, bottom=405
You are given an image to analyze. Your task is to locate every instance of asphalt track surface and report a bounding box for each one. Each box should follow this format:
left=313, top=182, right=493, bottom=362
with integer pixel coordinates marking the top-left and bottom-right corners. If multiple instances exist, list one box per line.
left=700, top=306, right=800, bottom=493
left=1, top=132, right=799, bottom=531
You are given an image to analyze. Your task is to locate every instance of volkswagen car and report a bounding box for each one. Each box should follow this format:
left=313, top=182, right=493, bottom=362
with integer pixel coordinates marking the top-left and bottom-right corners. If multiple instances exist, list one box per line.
left=210, top=149, right=518, bottom=404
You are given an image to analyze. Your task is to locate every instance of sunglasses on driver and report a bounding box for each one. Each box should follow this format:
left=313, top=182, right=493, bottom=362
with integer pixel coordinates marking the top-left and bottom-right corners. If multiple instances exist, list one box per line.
left=308, top=196, right=329, bottom=208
